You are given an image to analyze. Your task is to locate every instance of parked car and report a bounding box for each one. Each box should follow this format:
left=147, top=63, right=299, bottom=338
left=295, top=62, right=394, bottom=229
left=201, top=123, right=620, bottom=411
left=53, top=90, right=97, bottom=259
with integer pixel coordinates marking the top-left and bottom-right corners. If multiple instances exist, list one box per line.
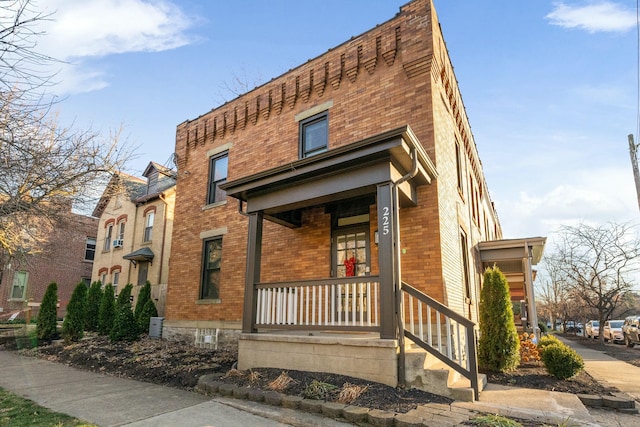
left=602, top=319, right=624, bottom=343
left=622, top=315, right=640, bottom=348
left=563, top=321, right=582, bottom=334
left=585, top=320, right=599, bottom=339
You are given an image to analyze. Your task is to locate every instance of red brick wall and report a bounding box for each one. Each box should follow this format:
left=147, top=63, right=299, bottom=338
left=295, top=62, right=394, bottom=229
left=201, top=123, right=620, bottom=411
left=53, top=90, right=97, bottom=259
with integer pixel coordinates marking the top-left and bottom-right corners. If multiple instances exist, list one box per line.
left=0, top=213, right=98, bottom=319
left=166, top=0, right=498, bottom=326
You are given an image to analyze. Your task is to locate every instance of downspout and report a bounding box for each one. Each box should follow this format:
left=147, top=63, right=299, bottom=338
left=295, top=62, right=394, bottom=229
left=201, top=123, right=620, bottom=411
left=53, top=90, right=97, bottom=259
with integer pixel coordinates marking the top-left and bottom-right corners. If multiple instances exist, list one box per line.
left=393, top=148, right=418, bottom=387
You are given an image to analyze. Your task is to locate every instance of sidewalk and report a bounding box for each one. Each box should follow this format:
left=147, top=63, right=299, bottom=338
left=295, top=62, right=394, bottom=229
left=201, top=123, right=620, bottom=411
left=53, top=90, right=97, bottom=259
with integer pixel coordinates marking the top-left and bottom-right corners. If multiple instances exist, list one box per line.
left=0, top=350, right=351, bottom=427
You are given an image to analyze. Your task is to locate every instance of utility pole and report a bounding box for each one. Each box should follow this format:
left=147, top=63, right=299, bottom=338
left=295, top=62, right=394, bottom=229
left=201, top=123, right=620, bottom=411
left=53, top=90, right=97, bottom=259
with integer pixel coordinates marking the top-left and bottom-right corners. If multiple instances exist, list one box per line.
left=628, top=134, right=640, bottom=212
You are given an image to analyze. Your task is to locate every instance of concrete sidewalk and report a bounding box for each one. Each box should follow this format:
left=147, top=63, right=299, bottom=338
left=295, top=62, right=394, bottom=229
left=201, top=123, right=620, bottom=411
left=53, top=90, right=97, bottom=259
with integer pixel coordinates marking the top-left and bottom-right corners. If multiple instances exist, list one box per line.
left=0, top=350, right=351, bottom=427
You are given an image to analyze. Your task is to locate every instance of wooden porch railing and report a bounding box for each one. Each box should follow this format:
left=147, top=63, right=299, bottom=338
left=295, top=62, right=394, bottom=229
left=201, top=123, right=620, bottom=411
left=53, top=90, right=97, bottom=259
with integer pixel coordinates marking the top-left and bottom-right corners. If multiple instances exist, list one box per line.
left=400, top=281, right=480, bottom=400
left=254, top=276, right=380, bottom=331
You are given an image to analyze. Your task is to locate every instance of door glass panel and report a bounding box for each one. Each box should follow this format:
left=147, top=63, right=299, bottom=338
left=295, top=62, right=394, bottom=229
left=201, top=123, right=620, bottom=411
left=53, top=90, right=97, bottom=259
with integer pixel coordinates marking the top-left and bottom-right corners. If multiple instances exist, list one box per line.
left=335, top=231, right=367, bottom=278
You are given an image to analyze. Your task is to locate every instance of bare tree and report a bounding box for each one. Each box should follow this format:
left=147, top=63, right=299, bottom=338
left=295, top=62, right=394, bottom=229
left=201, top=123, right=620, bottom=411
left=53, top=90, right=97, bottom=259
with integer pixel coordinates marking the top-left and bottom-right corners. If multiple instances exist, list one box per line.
left=551, top=222, right=640, bottom=344
left=0, top=1, right=134, bottom=265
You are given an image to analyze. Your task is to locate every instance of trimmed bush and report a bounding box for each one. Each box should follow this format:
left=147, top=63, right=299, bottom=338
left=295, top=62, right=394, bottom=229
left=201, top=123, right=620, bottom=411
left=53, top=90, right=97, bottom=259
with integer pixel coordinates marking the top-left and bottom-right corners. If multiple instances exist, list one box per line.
left=36, top=282, right=59, bottom=342
left=537, top=334, right=562, bottom=353
left=98, top=284, right=116, bottom=335
left=85, top=281, right=103, bottom=332
left=62, top=282, right=87, bottom=343
left=109, top=301, right=140, bottom=342
left=138, top=298, right=158, bottom=334
left=478, top=265, right=520, bottom=372
left=540, top=343, right=584, bottom=379
left=134, top=281, right=152, bottom=320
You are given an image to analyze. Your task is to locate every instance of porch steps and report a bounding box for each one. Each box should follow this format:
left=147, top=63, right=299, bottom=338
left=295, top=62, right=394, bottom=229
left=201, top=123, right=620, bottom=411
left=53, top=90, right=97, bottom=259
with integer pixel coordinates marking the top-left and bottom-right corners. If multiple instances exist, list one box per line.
left=403, top=347, right=486, bottom=402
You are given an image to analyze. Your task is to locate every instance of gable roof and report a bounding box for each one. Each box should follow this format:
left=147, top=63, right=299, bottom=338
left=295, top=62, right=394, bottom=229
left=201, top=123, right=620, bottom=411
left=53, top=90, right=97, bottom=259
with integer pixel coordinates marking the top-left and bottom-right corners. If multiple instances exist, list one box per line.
left=91, top=173, right=146, bottom=218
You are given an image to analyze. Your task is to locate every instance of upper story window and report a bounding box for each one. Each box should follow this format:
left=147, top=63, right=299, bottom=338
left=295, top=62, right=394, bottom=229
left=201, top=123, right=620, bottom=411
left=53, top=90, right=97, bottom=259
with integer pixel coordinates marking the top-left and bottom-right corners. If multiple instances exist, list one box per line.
left=144, top=211, right=154, bottom=242
left=207, top=153, right=228, bottom=205
left=300, top=112, right=328, bottom=158
left=104, top=224, right=113, bottom=251
left=455, top=140, right=463, bottom=194
left=118, top=221, right=125, bottom=240
left=85, top=237, right=96, bottom=261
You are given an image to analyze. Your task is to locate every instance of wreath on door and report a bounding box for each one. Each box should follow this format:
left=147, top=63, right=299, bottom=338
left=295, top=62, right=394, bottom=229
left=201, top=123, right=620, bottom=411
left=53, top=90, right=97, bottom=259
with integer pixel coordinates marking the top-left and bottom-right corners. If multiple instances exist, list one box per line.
left=344, top=256, right=357, bottom=277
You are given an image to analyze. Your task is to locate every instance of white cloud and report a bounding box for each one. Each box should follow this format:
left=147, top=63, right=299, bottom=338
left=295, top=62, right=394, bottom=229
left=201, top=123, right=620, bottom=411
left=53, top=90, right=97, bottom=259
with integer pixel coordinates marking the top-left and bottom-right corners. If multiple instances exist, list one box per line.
left=546, top=1, right=636, bottom=33
left=33, top=0, right=198, bottom=94
left=495, top=166, right=637, bottom=240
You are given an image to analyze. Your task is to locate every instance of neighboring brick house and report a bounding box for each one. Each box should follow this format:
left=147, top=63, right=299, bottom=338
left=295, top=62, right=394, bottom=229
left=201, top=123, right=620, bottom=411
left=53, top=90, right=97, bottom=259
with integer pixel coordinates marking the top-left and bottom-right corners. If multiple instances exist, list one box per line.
left=91, top=163, right=176, bottom=315
left=0, top=206, right=98, bottom=320
left=164, top=0, right=545, bottom=399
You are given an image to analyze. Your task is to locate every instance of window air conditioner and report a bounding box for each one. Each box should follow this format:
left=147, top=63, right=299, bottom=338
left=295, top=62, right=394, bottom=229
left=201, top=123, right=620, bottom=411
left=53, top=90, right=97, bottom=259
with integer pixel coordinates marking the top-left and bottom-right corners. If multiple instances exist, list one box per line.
left=113, top=239, right=123, bottom=248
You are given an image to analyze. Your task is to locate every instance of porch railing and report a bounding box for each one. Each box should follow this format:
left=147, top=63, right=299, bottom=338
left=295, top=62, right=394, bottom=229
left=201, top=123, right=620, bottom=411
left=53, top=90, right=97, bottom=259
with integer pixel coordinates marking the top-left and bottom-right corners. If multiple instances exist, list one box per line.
left=400, top=281, right=479, bottom=400
left=254, top=276, right=380, bottom=331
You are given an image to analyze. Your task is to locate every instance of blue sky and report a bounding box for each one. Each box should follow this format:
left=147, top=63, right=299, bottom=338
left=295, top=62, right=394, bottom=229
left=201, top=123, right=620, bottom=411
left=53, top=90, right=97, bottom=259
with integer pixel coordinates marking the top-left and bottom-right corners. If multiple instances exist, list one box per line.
left=34, top=0, right=639, bottom=243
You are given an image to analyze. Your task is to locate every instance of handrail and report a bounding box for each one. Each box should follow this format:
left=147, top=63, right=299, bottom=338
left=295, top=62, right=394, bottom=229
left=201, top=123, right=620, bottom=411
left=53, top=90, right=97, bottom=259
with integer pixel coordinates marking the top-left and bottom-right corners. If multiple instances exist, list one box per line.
left=400, top=281, right=479, bottom=400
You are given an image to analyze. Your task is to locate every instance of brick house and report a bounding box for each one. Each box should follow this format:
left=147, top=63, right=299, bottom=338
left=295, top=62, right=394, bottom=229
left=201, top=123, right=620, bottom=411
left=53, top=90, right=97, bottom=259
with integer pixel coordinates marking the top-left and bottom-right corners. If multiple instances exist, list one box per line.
left=165, top=0, right=545, bottom=399
left=0, top=206, right=98, bottom=320
left=91, top=163, right=176, bottom=314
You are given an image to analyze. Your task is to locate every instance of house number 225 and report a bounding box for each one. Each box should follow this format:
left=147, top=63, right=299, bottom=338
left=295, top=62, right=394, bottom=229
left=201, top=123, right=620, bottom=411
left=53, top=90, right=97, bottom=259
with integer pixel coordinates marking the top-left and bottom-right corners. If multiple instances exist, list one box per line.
left=382, top=206, right=390, bottom=236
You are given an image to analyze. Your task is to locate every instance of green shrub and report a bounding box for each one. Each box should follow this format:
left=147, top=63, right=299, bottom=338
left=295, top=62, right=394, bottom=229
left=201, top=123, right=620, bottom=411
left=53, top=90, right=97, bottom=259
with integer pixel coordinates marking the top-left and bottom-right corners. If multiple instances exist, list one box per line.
left=540, top=343, right=584, bottom=379
left=62, top=282, right=87, bottom=343
left=98, top=284, right=116, bottom=335
left=138, top=299, right=158, bottom=334
left=134, top=281, right=152, bottom=320
left=36, top=282, right=59, bottom=342
left=85, top=281, right=103, bottom=332
left=116, top=284, right=133, bottom=308
left=538, top=321, right=549, bottom=334
left=537, top=334, right=562, bottom=353
left=478, top=266, right=520, bottom=372
left=109, top=301, right=140, bottom=342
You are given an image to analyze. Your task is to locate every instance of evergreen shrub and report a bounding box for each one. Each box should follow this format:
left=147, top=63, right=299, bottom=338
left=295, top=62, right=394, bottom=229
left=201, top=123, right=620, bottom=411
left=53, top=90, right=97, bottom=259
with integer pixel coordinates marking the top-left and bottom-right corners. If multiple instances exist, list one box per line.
left=540, top=343, right=584, bottom=379
left=85, top=281, right=103, bottom=332
left=36, top=282, right=59, bottom=342
left=138, top=299, right=158, bottom=334
left=98, top=284, right=116, bottom=335
left=62, top=282, right=87, bottom=343
left=478, top=265, right=520, bottom=372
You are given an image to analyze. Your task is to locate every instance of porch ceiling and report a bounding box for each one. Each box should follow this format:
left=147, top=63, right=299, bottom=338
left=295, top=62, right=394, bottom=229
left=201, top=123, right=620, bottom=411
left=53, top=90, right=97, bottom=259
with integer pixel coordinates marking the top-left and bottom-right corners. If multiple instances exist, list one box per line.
left=221, top=126, right=438, bottom=227
left=478, top=237, right=546, bottom=266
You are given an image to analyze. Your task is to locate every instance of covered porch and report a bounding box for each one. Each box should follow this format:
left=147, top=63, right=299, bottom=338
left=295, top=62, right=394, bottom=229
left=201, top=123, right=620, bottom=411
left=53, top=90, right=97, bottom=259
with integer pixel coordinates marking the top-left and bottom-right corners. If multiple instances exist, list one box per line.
left=221, top=127, right=481, bottom=399
left=477, top=237, right=547, bottom=338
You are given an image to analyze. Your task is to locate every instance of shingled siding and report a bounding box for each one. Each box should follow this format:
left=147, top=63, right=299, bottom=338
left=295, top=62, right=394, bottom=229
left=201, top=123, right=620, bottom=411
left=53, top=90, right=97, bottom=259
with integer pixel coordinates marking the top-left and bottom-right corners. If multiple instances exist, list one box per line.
left=164, top=0, right=500, bottom=334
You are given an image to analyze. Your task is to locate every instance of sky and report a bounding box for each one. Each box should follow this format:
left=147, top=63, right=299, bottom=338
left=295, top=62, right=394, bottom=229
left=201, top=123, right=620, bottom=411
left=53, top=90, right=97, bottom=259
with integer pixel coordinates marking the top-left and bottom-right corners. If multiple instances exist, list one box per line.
left=27, top=0, right=640, bottom=249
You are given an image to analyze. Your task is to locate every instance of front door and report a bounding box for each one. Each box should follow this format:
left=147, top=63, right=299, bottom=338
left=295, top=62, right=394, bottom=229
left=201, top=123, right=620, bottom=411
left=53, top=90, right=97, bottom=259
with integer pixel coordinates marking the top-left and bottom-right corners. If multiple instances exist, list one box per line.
left=332, top=219, right=371, bottom=322
left=137, top=261, right=149, bottom=287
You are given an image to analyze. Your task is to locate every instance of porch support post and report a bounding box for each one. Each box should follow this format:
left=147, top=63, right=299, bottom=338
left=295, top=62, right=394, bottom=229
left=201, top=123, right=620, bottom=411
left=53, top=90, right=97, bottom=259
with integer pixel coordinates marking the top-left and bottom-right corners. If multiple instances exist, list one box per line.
left=523, top=244, right=540, bottom=341
left=243, top=211, right=263, bottom=333
left=377, top=182, right=397, bottom=339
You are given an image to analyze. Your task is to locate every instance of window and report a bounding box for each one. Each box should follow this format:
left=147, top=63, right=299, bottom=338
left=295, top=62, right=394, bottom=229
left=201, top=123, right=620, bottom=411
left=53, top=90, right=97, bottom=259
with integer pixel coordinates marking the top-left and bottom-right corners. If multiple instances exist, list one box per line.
left=85, top=237, right=96, bottom=261
left=10, top=271, right=27, bottom=300
left=144, top=212, right=154, bottom=242
left=455, top=141, right=463, bottom=193
left=100, top=272, right=107, bottom=286
left=201, top=237, right=222, bottom=299
left=300, top=112, right=328, bottom=158
left=118, top=221, right=125, bottom=240
left=207, top=153, right=228, bottom=204
left=104, top=224, right=113, bottom=251
left=113, top=271, right=120, bottom=288
left=81, top=277, right=91, bottom=287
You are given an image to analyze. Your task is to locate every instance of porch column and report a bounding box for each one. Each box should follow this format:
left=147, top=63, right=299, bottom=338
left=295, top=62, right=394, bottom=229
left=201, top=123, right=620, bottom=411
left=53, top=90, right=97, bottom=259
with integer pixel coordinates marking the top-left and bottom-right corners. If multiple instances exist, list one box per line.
left=524, top=245, right=540, bottom=341
left=243, top=211, right=263, bottom=333
left=377, top=182, right=397, bottom=339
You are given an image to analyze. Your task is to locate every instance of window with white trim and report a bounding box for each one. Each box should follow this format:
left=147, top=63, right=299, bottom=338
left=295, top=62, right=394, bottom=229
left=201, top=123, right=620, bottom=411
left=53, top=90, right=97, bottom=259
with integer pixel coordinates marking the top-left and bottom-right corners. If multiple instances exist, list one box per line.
left=10, top=271, right=27, bottom=300
left=144, top=212, right=154, bottom=242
